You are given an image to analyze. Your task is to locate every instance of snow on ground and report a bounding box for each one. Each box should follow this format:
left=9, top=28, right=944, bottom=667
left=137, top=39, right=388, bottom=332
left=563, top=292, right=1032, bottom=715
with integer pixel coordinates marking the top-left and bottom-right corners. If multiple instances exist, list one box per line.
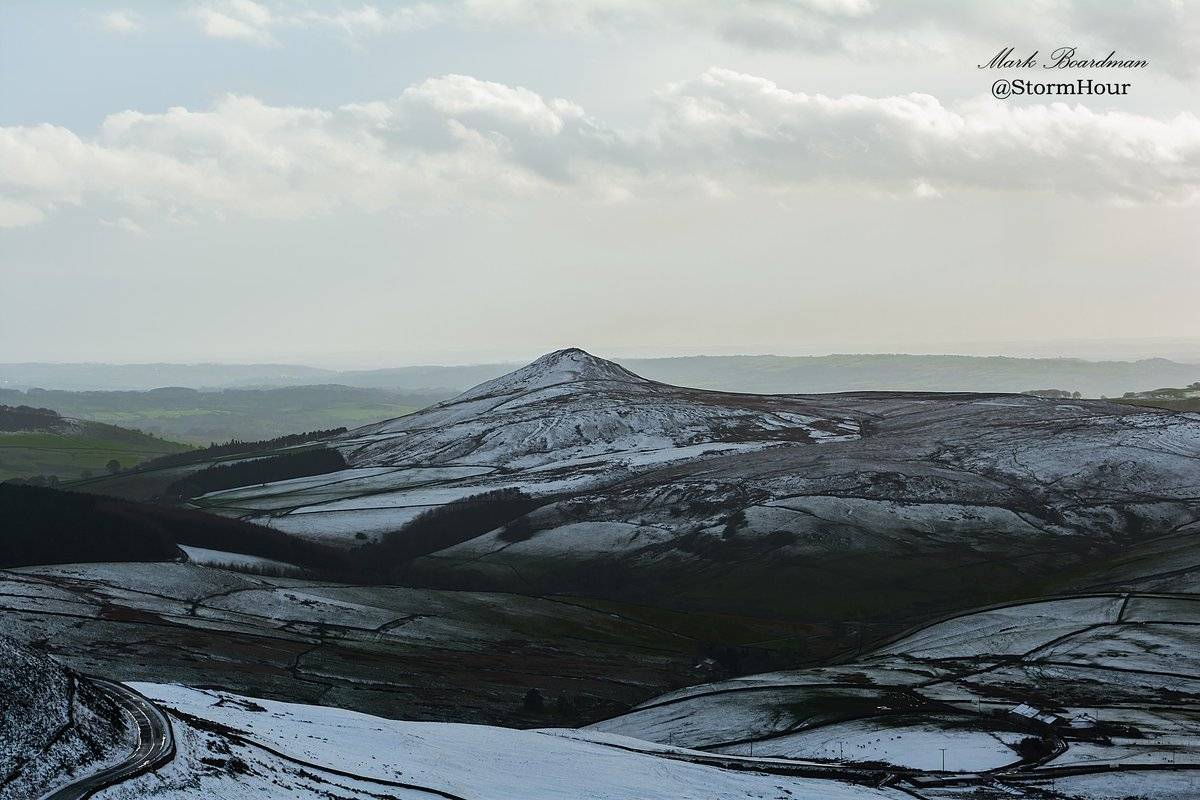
left=591, top=686, right=890, bottom=750
left=338, top=349, right=860, bottom=471
left=255, top=505, right=429, bottom=543
left=16, top=561, right=281, bottom=601
left=115, top=684, right=904, bottom=800
left=1123, top=595, right=1200, bottom=623
left=438, top=519, right=678, bottom=560
left=871, top=596, right=1125, bottom=660
left=1033, top=623, right=1200, bottom=676
left=1020, top=771, right=1200, bottom=800
left=288, top=484, right=501, bottom=513
left=0, top=639, right=134, bottom=800
left=765, top=497, right=1049, bottom=541
left=198, top=586, right=405, bottom=629
left=715, top=717, right=1025, bottom=772
left=640, top=664, right=948, bottom=708
left=197, top=466, right=495, bottom=512
left=178, top=545, right=300, bottom=573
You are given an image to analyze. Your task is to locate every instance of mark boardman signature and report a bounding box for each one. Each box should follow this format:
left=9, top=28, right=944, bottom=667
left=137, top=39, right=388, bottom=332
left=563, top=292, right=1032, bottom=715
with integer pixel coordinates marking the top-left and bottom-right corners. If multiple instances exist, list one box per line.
left=979, top=47, right=1148, bottom=70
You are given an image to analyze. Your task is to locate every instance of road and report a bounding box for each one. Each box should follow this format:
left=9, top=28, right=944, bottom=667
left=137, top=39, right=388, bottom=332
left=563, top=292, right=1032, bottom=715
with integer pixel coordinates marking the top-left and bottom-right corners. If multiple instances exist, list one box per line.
left=40, top=678, right=175, bottom=800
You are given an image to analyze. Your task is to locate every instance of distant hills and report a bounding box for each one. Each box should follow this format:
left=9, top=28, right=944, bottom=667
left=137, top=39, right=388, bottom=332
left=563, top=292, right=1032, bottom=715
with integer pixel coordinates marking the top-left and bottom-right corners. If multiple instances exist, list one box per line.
left=0, top=404, right=189, bottom=481
left=0, top=385, right=440, bottom=446
left=4, top=353, right=1199, bottom=397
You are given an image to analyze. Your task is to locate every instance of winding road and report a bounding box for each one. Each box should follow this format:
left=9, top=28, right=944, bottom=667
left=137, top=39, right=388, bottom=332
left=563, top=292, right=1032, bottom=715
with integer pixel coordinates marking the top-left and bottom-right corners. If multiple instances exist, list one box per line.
left=40, top=679, right=175, bottom=800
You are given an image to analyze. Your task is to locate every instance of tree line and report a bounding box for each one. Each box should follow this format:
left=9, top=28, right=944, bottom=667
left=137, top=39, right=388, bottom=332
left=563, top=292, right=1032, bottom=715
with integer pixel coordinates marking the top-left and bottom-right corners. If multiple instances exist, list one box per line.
left=135, top=428, right=348, bottom=471
left=2, top=482, right=541, bottom=582
left=165, top=448, right=348, bottom=499
left=0, top=483, right=341, bottom=569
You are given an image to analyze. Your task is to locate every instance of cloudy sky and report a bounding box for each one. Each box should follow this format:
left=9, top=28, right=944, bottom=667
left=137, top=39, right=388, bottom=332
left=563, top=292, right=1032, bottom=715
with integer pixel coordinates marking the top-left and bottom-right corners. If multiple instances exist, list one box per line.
left=2, top=1, right=1198, bottom=365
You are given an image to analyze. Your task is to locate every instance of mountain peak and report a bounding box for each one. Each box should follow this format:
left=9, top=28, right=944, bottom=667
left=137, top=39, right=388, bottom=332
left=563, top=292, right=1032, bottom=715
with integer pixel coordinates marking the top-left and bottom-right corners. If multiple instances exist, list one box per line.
left=453, top=347, right=648, bottom=402
left=527, top=347, right=621, bottom=373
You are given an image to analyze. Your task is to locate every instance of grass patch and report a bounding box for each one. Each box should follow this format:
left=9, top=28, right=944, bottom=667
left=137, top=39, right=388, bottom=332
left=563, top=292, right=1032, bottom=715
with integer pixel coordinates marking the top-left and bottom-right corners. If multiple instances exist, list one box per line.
left=0, top=427, right=190, bottom=481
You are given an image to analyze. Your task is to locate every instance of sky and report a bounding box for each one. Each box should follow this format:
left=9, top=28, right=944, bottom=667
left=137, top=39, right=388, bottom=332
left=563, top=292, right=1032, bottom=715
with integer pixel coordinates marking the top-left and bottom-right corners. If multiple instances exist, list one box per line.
left=1, top=0, right=1198, bottom=366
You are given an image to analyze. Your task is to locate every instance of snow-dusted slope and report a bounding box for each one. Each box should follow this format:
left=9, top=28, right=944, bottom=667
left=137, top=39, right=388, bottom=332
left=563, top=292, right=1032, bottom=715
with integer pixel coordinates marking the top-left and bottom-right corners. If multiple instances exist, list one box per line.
left=194, top=348, right=1200, bottom=642
left=101, top=683, right=903, bottom=800
left=592, top=592, right=1200, bottom=798
left=0, top=638, right=133, bottom=799
left=95, top=590, right=1200, bottom=799
left=337, top=347, right=860, bottom=469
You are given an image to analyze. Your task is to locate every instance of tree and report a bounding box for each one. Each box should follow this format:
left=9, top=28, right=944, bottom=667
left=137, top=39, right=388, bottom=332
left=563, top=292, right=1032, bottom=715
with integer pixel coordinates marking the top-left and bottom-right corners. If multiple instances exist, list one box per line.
left=522, top=688, right=544, bottom=712
left=105, top=459, right=121, bottom=475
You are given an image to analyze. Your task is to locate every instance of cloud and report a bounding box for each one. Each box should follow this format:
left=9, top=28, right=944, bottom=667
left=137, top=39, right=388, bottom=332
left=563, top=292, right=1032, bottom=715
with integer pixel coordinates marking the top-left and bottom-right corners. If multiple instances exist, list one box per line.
left=653, top=68, right=1200, bottom=203
left=191, top=0, right=278, bottom=46
left=189, top=0, right=441, bottom=43
left=177, top=1, right=1199, bottom=75
left=99, top=9, right=145, bottom=34
left=2, top=70, right=1198, bottom=230
left=0, top=198, right=46, bottom=228
left=99, top=216, right=148, bottom=236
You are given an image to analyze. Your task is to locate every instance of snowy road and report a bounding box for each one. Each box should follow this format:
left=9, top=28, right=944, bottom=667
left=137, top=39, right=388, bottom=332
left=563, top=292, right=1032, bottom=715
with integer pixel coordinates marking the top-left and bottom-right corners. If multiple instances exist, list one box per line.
left=40, top=679, right=175, bottom=800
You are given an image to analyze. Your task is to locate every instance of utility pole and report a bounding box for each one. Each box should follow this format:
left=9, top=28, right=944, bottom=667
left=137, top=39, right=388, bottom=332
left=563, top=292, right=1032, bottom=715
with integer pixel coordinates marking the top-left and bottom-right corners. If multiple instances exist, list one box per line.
left=939, top=748, right=947, bottom=772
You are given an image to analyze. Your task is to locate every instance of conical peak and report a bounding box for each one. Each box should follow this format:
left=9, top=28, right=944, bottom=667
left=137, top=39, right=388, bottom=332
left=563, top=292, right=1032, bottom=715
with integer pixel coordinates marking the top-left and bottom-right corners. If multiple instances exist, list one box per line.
left=454, top=347, right=648, bottom=401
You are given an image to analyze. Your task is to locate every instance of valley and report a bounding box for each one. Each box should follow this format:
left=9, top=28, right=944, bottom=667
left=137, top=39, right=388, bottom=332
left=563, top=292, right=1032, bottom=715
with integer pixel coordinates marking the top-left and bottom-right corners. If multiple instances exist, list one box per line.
left=4, top=348, right=1199, bottom=799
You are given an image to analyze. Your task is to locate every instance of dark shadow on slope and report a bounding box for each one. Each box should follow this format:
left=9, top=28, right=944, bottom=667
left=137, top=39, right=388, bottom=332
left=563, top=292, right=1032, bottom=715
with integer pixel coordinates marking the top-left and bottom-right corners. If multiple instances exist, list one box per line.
left=0, top=484, right=346, bottom=570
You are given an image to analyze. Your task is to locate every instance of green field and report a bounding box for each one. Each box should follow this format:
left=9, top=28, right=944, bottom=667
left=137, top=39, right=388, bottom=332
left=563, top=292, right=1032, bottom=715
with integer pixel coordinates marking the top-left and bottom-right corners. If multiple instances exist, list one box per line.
left=1115, top=396, right=1200, bottom=413
left=0, top=424, right=191, bottom=481
left=0, top=385, right=436, bottom=446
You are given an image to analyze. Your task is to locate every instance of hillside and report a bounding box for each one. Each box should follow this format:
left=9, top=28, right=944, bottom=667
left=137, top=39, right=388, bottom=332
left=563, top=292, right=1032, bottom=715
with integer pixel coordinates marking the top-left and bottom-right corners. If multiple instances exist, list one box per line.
left=0, top=405, right=189, bottom=482
left=1115, top=381, right=1200, bottom=414
left=0, top=386, right=436, bottom=446
left=591, top=590, right=1200, bottom=797
left=0, top=484, right=342, bottom=570
left=0, top=638, right=133, bottom=799
left=190, top=349, right=1200, bottom=663
left=100, top=683, right=898, bottom=800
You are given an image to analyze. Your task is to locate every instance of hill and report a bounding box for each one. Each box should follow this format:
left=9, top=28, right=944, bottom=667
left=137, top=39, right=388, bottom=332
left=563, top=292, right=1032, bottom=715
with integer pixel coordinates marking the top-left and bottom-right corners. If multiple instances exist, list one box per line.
left=0, top=405, right=190, bottom=482
left=0, top=385, right=438, bottom=446
left=591, top=590, right=1200, bottom=797
left=0, top=637, right=133, bottom=799
left=191, top=349, right=1200, bottom=664
left=1114, top=381, right=1200, bottom=414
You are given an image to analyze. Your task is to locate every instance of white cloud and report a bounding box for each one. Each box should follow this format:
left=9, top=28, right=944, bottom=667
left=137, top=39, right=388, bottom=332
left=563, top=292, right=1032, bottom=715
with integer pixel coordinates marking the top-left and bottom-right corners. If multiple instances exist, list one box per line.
left=99, top=216, right=148, bottom=236
left=2, top=70, right=1198, bottom=230
left=177, top=1, right=1199, bottom=75
left=0, top=198, right=46, bottom=228
left=653, top=68, right=1200, bottom=204
left=191, top=0, right=279, bottom=46
left=99, top=9, right=145, bottom=34
left=189, top=0, right=441, bottom=43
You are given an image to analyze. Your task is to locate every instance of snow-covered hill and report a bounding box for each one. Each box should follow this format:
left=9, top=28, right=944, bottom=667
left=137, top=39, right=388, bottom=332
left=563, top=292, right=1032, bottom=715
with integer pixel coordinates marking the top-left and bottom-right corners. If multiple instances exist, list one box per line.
left=194, top=348, right=1200, bottom=644
left=0, top=638, right=133, bottom=799
left=338, top=347, right=860, bottom=469
left=94, top=590, right=1200, bottom=799
left=592, top=591, right=1200, bottom=798
left=100, top=683, right=902, bottom=800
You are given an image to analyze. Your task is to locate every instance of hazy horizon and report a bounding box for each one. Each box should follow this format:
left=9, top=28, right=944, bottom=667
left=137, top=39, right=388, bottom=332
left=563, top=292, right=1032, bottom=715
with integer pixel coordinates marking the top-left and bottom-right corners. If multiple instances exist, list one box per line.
left=7, top=335, right=1200, bottom=371
left=4, top=335, right=1200, bottom=371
